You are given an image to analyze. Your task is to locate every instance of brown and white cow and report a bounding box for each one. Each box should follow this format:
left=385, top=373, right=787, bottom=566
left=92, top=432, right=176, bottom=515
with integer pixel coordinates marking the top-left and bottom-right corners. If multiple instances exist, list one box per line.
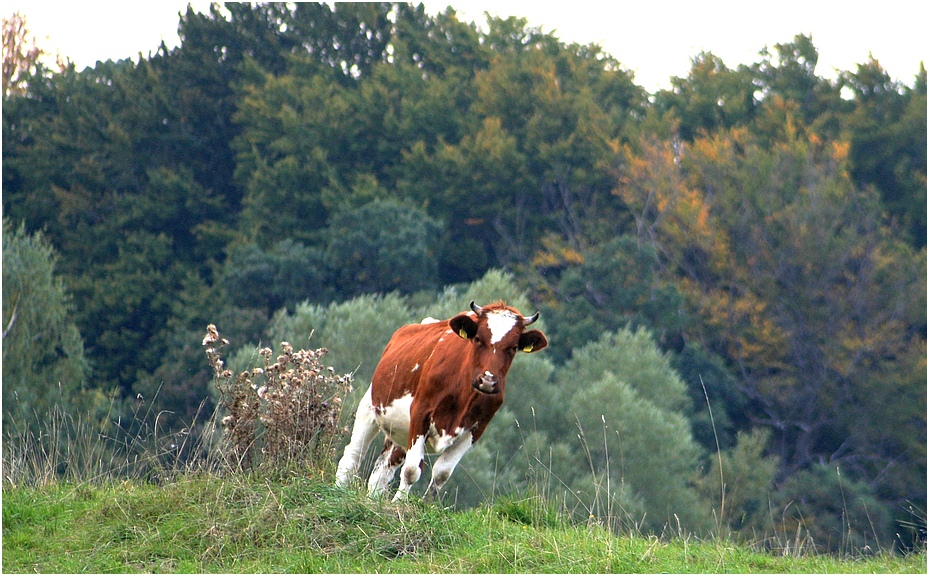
left=335, top=301, right=548, bottom=501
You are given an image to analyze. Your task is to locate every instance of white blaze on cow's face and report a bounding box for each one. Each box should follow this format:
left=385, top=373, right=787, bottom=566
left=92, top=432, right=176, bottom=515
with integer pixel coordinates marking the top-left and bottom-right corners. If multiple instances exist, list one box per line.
left=485, top=310, right=518, bottom=344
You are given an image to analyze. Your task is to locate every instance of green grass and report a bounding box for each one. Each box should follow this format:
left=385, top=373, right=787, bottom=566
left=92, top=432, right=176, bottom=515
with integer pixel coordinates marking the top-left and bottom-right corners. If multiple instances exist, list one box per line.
left=3, top=473, right=925, bottom=573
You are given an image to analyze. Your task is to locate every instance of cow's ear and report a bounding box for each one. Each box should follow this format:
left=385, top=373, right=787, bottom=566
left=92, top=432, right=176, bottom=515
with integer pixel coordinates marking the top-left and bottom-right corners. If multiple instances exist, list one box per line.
left=518, top=330, right=548, bottom=353
left=449, top=314, right=478, bottom=340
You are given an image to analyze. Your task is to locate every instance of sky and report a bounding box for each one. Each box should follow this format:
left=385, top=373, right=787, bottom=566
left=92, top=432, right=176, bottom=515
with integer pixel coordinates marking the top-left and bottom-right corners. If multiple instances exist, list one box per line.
left=5, top=0, right=927, bottom=93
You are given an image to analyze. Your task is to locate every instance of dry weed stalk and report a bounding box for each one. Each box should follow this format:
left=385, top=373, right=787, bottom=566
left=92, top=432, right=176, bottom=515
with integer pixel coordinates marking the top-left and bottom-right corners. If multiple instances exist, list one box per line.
left=203, top=324, right=352, bottom=471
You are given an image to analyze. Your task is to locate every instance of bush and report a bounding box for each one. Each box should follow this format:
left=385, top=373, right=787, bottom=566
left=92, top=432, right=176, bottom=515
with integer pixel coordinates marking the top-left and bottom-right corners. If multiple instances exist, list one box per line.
left=267, top=292, right=414, bottom=385
left=547, top=327, right=689, bottom=441
left=694, top=429, right=779, bottom=537
left=204, top=324, right=353, bottom=471
left=769, top=463, right=896, bottom=555
left=568, top=372, right=711, bottom=535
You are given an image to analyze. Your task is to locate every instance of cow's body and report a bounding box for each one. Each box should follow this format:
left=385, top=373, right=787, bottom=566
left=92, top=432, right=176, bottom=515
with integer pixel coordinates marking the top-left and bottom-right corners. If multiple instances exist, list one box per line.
left=335, top=301, right=547, bottom=501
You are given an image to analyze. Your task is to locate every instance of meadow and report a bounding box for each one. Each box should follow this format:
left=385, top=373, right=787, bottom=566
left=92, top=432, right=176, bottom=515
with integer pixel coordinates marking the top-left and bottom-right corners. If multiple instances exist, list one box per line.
left=4, top=474, right=926, bottom=573
left=3, top=332, right=924, bottom=574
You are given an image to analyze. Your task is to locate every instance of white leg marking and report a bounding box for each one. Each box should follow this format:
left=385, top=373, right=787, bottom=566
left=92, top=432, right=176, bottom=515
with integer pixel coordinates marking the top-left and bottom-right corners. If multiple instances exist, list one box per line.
left=368, top=443, right=402, bottom=496
left=394, top=434, right=426, bottom=501
left=335, top=385, right=379, bottom=487
left=428, top=431, right=474, bottom=496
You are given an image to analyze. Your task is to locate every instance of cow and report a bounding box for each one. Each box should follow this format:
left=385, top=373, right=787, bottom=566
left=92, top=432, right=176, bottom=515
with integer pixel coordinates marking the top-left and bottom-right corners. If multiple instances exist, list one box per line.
left=335, top=300, right=548, bottom=501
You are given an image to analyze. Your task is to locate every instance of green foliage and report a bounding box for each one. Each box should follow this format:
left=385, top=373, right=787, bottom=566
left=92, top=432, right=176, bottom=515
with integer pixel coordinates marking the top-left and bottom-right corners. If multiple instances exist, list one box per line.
left=1, top=219, right=100, bottom=427
left=772, top=464, right=897, bottom=555
left=695, top=429, right=779, bottom=536
left=267, top=292, right=414, bottom=386
left=548, top=235, right=688, bottom=359
left=653, top=51, right=757, bottom=141
left=223, top=239, right=331, bottom=313
left=568, top=371, right=710, bottom=535
left=325, top=199, right=443, bottom=297
left=670, top=341, right=748, bottom=451
left=843, top=61, right=927, bottom=247
left=559, top=327, right=689, bottom=415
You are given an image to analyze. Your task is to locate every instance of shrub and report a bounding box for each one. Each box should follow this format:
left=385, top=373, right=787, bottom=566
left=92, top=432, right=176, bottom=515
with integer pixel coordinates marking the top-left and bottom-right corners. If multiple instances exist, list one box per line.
left=203, top=324, right=353, bottom=471
left=694, top=428, right=779, bottom=537
left=568, top=372, right=711, bottom=535
left=2, top=219, right=101, bottom=429
left=769, top=463, right=896, bottom=555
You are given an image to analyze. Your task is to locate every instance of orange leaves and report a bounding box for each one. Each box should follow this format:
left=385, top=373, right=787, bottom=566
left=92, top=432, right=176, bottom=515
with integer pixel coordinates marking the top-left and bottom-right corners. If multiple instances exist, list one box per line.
left=614, top=136, right=725, bottom=278
left=531, top=234, right=585, bottom=271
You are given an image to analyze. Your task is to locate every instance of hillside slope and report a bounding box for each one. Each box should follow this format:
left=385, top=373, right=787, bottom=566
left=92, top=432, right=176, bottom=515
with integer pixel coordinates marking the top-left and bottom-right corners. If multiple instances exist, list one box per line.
left=2, top=475, right=924, bottom=573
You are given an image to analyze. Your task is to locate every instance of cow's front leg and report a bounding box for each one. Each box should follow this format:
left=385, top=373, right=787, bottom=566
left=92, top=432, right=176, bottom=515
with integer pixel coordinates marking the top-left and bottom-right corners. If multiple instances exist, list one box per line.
left=393, top=433, right=426, bottom=501
left=426, top=431, right=473, bottom=500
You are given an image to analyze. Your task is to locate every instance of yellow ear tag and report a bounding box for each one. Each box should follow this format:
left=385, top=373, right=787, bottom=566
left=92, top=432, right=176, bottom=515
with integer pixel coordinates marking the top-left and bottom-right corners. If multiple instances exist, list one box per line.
left=523, top=344, right=534, bottom=353
left=458, top=329, right=469, bottom=339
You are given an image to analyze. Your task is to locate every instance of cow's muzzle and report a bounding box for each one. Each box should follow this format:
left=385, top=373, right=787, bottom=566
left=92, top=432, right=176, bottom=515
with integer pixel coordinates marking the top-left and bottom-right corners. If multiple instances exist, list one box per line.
left=472, top=371, right=499, bottom=394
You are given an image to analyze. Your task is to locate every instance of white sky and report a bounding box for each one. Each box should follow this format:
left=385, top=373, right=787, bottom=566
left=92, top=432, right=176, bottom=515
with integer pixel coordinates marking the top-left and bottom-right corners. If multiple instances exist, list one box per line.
left=4, top=1, right=927, bottom=93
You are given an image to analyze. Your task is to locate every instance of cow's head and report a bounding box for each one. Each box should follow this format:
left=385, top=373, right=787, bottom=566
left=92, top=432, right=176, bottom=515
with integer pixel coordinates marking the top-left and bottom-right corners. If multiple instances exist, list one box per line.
left=449, top=301, right=548, bottom=394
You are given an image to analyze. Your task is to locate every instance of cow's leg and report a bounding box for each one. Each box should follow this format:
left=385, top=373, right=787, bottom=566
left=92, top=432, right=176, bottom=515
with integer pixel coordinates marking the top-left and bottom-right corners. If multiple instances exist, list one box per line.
left=426, top=431, right=474, bottom=500
left=367, top=441, right=405, bottom=496
left=394, top=431, right=427, bottom=501
left=335, top=385, right=380, bottom=487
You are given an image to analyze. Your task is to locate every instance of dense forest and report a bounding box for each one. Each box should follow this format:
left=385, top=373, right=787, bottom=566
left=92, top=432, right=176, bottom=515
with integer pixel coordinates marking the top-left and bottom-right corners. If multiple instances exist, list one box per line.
left=3, top=2, right=925, bottom=553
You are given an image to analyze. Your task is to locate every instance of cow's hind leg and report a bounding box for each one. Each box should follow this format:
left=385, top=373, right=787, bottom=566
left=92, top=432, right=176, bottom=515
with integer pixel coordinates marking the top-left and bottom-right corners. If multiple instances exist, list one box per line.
left=335, top=385, right=380, bottom=487
left=367, top=441, right=405, bottom=496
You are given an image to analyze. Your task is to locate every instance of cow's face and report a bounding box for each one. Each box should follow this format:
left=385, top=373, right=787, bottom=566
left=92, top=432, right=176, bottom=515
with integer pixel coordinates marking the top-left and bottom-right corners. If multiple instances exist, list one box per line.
left=449, top=301, right=548, bottom=394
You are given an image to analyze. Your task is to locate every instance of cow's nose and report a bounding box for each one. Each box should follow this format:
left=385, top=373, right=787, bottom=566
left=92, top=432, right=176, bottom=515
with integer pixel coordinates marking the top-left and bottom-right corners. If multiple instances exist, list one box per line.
left=473, top=371, right=499, bottom=394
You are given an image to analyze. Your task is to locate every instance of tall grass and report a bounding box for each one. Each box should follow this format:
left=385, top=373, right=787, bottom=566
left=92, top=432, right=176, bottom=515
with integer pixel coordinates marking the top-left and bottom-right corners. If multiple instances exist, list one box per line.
left=3, top=324, right=353, bottom=487
left=2, top=388, right=219, bottom=487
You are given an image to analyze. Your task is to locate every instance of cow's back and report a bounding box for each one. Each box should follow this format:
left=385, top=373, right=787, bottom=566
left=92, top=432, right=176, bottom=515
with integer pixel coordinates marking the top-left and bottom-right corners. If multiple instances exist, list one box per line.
left=371, top=320, right=455, bottom=405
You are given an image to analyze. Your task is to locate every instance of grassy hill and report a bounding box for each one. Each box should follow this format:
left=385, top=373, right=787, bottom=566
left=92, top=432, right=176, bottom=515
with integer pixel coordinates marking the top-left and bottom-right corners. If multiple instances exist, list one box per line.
left=3, top=473, right=924, bottom=573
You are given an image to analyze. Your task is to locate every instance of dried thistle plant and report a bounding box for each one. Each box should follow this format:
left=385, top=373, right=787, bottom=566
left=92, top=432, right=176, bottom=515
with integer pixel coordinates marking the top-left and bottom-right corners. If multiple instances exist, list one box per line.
left=203, top=324, right=352, bottom=472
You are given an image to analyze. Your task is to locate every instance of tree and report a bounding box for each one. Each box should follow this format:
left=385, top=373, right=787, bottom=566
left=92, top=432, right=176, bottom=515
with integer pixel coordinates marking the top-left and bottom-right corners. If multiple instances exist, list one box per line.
left=750, top=34, right=847, bottom=136
left=2, top=11, right=47, bottom=97
left=547, top=235, right=688, bottom=360
left=559, top=328, right=711, bottom=534
left=842, top=60, right=927, bottom=247
left=325, top=199, right=443, bottom=298
left=694, top=429, right=778, bottom=536
left=222, top=239, right=331, bottom=314
left=616, top=124, right=926, bottom=542
left=653, top=51, right=757, bottom=141
left=1, top=219, right=99, bottom=427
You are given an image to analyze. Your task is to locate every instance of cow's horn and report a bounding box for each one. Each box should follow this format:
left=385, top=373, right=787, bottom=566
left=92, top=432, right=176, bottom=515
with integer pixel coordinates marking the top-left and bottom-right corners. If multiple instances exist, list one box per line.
left=470, top=301, right=483, bottom=315
left=523, top=311, right=540, bottom=326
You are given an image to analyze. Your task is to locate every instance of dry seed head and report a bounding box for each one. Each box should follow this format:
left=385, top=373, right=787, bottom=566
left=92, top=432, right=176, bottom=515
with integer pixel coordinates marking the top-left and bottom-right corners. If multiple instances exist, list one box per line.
left=203, top=324, right=219, bottom=346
